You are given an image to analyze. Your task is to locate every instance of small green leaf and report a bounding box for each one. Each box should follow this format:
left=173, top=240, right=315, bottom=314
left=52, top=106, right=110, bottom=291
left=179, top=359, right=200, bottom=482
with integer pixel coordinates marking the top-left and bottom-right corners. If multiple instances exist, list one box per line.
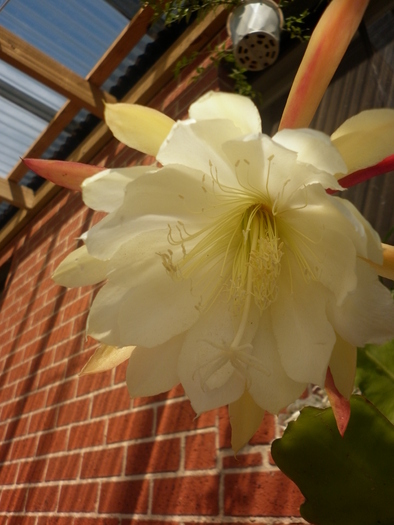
left=271, top=396, right=394, bottom=525
left=356, top=338, right=394, bottom=424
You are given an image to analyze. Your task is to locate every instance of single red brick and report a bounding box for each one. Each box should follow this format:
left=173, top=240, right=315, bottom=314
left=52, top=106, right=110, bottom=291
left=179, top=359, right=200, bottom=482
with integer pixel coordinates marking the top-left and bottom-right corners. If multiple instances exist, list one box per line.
left=222, top=452, right=263, bottom=469
left=152, top=475, right=220, bottom=515
left=76, top=370, right=112, bottom=397
left=156, top=400, right=216, bottom=435
left=46, top=452, right=80, bottom=481
left=36, top=517, right=71, bottom=525
left=57, top=398, right=90, bottom=427
left=5, top=415, right=29, bottom=440
left=7, top=516, right=37, bottom=525
left=4, top=362, right=30, bottom=387
left=0, top=461, right=18, bottom=484
left=91, top=386, right=131, bottom=418
left=81, top=447, right=124, bottom=478
left=106, top=409, right=154, bottom=443
left=22, top=389, right=48, bottom=413
left=17, top=458, right=47, bottom=483
left=69, top=420, right=106, bottom=450
left=29, top=348, right=55, bottom=375
left=0, top=487, right=27, bottom=512
left=98, top=480, right=149, bottom=514
left=38, top=362, right=67, bottom=390
left=36, top=428, right=68, bottom=456
left=224, top=471, right=303, bottom=516
left=121, top=522, right=180, bottom=525
left=10, top=435, right=38, bottom=460
left=74, top=519, right=119, bottom=525
left=25, top=485, right=60, bottom=512
left=58, top=482, right=99, bottom=512
left=185, top=432, right=217, bottom=470
left=126, top=438, right=180, bottom=475
left=29, top=406, right=58, bottom=433
left=43, top=376, right=77, bottom=406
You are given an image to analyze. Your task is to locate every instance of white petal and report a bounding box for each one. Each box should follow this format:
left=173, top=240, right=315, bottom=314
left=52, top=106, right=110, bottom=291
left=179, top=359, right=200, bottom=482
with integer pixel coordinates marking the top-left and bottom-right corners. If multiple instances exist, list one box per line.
left=157, top=118, right=245, bottom=185
left=229, top=391, right=265, bottom=453
left=280, top=208, right=358, bottom=304
left=87, top=265, right=200, bottom=348
left=248, top=312, right=307, bottom=413
left=222, top=136, right=341, bottom=207
left=82, top=166, right=151, bottom=212
left=189, top=91, right=261, bottom=135
left=330, top=197, right=382, bottom=264
left=177, top=297, right=257, bottom=414
left=126, top=334, right=184, bottom=397
left=53, top=245, right=108, bottom=287
left=273, top=128, right=347, bottom=176
left=328, top=334, right=356, bottom=399
left=271, top=255, right=336, bottom=387
left=331, top=109, right=394, bottom=173
left=84, top=165, right=214, bottom=261
left=328, top=259, right=394, bottom=347
left=105, top=102, right=174, bottom=156
left=80, top=344, right=134, bottom=375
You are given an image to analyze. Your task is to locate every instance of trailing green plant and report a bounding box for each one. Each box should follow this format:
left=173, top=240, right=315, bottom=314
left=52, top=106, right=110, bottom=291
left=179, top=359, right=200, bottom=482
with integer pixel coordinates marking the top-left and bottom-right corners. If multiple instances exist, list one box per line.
left=145, top=0, right=321, bottom=99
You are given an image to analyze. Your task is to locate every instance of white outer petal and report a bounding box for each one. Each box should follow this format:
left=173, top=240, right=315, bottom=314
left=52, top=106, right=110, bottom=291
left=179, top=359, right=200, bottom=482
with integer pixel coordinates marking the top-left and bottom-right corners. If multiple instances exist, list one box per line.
left=126, top=334, right=184, bottom=398
left=328, top=334, right=356, bottom=399
left=248, top=312, right=307, bottom=414
left=327, top=259, right=394, bottom=347
left=177, top=297, right=258, bottom=414
left=104, top=102, right=174, bottom=157
left=83, top=165, right=215, bottom=261
left=331, top=109, right=394, bottom=173
left=157, top=118, right=246, bottom=185
left=271, top=253, right=336, bottom=387
left=87, top=269, right=200, bottom=348
left=273, top=128, right=347, bottom=176
left=53, top=245, right=108, bottom=287
left=188, top=91, right=262, bottom=135
left=82, top=166, right=152, bottom=212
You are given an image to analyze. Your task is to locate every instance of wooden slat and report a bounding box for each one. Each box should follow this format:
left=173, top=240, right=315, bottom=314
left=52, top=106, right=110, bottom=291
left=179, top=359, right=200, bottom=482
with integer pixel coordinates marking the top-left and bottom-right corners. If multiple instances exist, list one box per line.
left=0, top=7, right=228, bottom=249
left=0, top=26, right=116, bottom=118
left=0, top=179, right=35, bottom=209
left=5, top=7, right=155, bottom=186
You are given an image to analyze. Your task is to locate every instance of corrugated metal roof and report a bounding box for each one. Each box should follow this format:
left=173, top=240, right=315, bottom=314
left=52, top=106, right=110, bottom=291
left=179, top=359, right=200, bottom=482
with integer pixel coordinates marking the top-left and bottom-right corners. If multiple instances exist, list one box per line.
left=0, top=0, right=141, bottom=179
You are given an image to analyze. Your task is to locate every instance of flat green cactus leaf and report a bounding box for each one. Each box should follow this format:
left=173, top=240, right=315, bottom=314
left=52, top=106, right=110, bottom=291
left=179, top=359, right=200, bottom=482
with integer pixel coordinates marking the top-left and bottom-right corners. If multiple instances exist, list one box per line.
left=271, top=396, right=394, bottom=525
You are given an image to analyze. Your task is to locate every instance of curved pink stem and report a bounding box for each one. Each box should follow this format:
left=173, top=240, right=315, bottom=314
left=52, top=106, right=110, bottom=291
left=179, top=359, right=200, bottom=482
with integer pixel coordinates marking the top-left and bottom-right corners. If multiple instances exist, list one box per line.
left=280, top=0, right=370, bottom=130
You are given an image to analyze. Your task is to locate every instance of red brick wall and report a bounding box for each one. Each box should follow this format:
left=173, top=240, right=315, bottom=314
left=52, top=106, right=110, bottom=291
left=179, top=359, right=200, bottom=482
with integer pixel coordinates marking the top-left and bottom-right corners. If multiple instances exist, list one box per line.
left=0, top=51, right=305, bottom=524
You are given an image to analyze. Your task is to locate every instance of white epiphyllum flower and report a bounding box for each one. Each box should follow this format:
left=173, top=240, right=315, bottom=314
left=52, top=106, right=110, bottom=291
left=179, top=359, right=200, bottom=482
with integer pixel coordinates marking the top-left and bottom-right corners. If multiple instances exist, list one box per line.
left=54, top=92, right=394, bottom=448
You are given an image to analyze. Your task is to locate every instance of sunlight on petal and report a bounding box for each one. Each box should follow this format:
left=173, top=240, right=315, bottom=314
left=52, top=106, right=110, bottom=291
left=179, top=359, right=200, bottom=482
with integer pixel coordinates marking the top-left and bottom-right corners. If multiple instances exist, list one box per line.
left=105, top=102, right=174, bottom=157
left=80, top=344, right=134, bottom=375
left=229, top=390, right=265, bottom=454
left=53, top=245, right=108, bottom=287
left=329, top=334, right=357, bottom=399
left=332, top=109, right=394, bottom=174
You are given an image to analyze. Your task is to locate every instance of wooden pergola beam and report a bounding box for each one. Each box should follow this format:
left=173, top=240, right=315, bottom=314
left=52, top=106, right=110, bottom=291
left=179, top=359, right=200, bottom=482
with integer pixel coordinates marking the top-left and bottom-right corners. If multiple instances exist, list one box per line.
left=5, top=7, right=155, bottom=186
left=0, top=179, right=35, bottom=210
left=0, top=26, right=116, bottom=118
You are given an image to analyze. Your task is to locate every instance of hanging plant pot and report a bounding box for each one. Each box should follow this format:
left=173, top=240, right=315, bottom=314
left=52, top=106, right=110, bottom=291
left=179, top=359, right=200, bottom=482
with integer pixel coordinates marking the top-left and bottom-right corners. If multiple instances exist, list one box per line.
left=227, top=0, right=284, bottom=71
